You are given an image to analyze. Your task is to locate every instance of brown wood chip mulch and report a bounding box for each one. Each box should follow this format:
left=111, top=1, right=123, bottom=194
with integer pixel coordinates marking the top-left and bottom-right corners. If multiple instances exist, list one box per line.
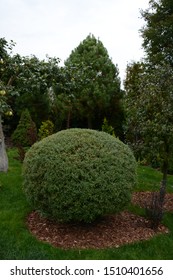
left=27, top=192, right=173, bottom=249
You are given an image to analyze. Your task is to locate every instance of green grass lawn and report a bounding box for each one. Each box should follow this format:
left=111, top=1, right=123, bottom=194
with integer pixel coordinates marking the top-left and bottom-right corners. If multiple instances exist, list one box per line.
left=0, top=148, right=173, bottom=260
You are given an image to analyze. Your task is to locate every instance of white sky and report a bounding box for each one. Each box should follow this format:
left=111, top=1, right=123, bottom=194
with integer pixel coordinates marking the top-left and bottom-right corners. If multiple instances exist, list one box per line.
left=1, top=0, right=149, bottom=83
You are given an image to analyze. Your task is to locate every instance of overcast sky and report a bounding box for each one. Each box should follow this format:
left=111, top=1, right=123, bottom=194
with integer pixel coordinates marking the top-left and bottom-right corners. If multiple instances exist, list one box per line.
left=1, top=0, right=149, bottom=83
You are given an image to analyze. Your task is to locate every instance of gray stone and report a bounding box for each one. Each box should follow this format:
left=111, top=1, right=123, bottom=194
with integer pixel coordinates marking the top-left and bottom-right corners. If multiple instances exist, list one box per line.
left=0, top=115, right=8, bottom=172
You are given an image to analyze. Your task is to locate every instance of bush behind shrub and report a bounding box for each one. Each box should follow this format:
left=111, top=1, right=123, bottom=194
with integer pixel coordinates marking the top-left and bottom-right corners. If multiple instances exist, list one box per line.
left=38, top=120, right=54, bottom=140
left=23, top=129, right=137, bottom=223
left=12, top=109, right=37, bottom=147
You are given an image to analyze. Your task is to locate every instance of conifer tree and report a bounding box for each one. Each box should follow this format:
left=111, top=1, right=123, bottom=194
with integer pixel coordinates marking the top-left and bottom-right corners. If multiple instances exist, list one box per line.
left=12, top=109, right=37, bottom=147
left=64, top=34, right=123, bottom=134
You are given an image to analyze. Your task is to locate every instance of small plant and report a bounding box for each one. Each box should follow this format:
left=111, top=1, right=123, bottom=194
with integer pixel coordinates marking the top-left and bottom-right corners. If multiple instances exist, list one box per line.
left=145, top=182, right=166, bottom=229
left=15, top=145, right=26, bottom=163
left=23, top=128, right=137, bottom=223
left=12, top=109, right=37, bottom=147
left=38, top=120, right=54, bottom=140
left=27, top=123, right=38, bottom=146
left=102, top=117, right=115, bottom=136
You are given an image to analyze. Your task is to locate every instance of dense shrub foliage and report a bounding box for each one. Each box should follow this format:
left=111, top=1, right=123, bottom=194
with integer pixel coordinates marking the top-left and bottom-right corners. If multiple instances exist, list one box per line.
left=102, top=117, right=115, bottom=136
left=38, top=120, right=54, bottom=140
left=12, top=109, right=37, bottom=147
left=23, top=129, right=137, bottom=223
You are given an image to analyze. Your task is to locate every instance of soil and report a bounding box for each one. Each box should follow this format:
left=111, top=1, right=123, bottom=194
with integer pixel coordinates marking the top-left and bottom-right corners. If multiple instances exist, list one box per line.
left=27, top=192, right=173, bottom=249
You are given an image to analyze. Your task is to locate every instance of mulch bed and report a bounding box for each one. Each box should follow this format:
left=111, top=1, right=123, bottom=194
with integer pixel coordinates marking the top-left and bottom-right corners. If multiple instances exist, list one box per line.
left=27, top=192, right=173, bottom=249
left=132, top=191, right=173, bottom=212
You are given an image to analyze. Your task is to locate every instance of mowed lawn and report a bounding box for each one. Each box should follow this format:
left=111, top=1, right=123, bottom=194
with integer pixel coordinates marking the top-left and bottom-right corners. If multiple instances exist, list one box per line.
left=0, top=148, right=173, bottom=260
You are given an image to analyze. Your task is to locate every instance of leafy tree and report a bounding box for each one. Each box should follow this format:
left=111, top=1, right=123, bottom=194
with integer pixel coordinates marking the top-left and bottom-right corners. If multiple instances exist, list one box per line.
left=125, top=1, right=173, bottom=224
left=0, top=37, right=61, bottom=131
left=124, top=61, right=146, bottom=159
left=63, top=34, right=123, bottom=134
left=127, top=0, right=173, bottom=176
left=52, top=67, right=77, bottom=129
left=125, top=62, right=173, bottom=192
left=12, top=55, right=61, bottom=128
left=140, top=0, right=173, bottom=65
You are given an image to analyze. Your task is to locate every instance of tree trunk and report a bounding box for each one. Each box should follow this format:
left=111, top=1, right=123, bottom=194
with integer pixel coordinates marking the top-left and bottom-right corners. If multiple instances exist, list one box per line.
left=162, top=160, right=168, bottom=184
left=87, top=115, right=92, bottom=129
left=0, top=115, right=8, bottom=172
left=159, top=159, right=168, bottom=206
left=66, top=109, right=71, bottom=129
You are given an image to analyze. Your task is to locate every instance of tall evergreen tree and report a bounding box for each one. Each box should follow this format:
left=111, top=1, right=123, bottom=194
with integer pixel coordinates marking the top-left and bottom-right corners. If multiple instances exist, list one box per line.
left=64, top=34, right=124, bottom=135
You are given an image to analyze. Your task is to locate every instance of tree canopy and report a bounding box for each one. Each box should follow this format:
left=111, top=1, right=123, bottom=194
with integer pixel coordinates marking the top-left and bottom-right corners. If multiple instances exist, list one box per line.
left=124, top=61, right=145, bottom=158
left=140, top=0, right=173, bottom=65
left=124, top=0, right=173, bottom=191
left=1, top=35, right=125, bottom=138
left=63, top=34, right=124, bottom=135
left=124, top=60, right=173, bottom=189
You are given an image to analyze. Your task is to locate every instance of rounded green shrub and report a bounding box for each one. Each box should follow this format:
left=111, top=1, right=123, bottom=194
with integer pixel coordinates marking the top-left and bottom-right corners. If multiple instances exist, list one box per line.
left=23, top=129, right=137, bottom=223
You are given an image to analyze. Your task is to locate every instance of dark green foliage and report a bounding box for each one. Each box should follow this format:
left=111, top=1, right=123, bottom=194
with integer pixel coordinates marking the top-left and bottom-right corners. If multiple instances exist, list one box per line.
left=102, top=117, right=115, bottom=136
left=12, top=109, right=37, bottom=147
left=15, top=145, right=26, bottom=163
left=1, top=36, right=124, bottom=136
left=62, top=34, right=124, bottom=135
left=23, top=129, right=137, bottom=223
left=124, top=61, right=145, bottom=160
left=11, top=55, right=61, bottom=128
left=140, top=0, right=173, bottom=66
left=0, top=44, right=61, bottom=132
left=124, top=61, right=173, bottom=194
